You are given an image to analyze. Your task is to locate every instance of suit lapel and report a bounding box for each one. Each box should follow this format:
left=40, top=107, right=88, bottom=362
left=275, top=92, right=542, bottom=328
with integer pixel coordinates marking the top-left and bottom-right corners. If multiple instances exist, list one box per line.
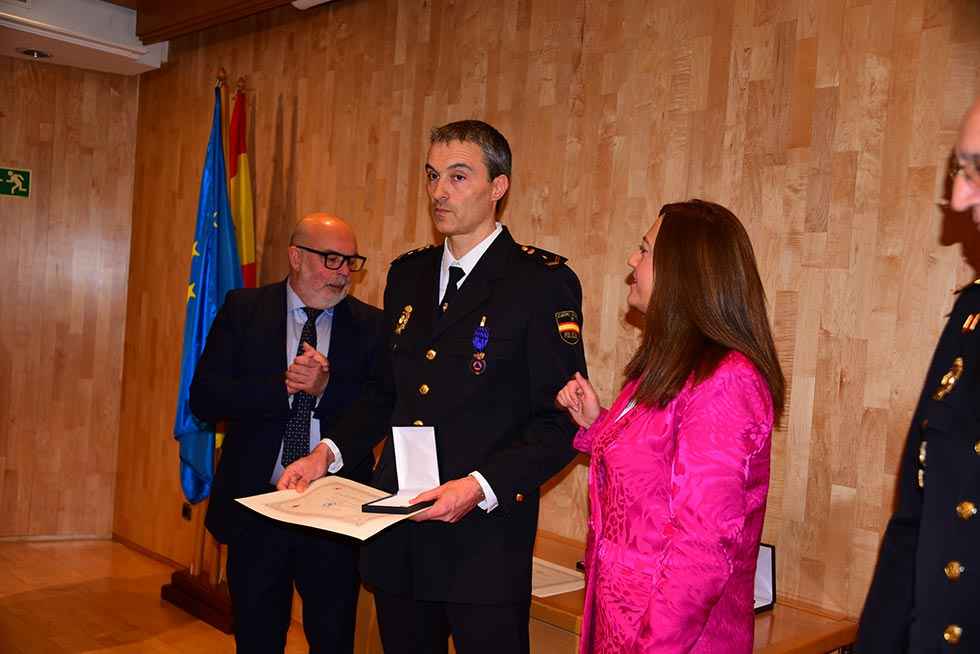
left=257, top=280, right=290, bottom=374
left=316, top=297, right=354, bottom=420
left=327, top=298, right=355, bottom=376
left=431, top=227, right=514, bottom=341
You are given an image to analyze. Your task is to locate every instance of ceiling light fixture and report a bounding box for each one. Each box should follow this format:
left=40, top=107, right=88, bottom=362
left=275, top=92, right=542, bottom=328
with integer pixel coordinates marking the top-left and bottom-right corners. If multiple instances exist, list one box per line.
left=17, top=48, right=51, bottom=59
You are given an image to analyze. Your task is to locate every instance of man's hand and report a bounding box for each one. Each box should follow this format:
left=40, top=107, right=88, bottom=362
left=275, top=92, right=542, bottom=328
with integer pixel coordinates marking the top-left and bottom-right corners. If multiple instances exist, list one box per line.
left=286, top=342, right=330, bottom=396
left=276, top=442, right=334, bottom=492
left=408, top=476, right=486, bottom=523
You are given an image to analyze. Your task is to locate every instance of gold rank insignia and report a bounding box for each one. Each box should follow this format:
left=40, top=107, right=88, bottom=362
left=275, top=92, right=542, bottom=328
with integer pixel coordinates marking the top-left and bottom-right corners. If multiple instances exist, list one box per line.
left=394, top=305, right=413, bottom=335
left=963, top=313, right=979, bottom=333
left=519, top=244, right=567, bottom=267
left=932, top=357, right=964, bottom=400
left=391, top=243, right=437, bottom=264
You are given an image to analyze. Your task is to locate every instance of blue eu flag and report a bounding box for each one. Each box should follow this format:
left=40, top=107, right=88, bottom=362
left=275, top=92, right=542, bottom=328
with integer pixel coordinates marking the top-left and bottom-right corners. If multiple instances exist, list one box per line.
left=173, top=86, right=243, bottom=504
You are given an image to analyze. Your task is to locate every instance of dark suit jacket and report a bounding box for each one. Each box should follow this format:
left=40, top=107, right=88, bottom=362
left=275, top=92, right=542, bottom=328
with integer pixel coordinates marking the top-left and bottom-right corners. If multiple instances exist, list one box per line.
left=190, top=279, right=383, bottom=545
left=857, top=281, right=980, bottom=653
left=330, top=226, right=588, bottom=604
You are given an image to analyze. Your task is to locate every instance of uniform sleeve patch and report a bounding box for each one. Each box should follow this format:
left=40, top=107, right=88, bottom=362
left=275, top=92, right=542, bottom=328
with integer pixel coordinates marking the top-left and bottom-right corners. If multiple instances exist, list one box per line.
left=555, top=310, right=581, bottom=345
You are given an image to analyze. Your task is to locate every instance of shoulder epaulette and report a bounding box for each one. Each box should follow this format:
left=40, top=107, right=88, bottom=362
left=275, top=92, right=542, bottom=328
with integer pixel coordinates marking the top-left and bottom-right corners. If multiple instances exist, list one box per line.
left=518, top=243, right=567, bottom=268
left=391, top=243, right=438, bottom=265
left=954, top=278, right=980, bottom=295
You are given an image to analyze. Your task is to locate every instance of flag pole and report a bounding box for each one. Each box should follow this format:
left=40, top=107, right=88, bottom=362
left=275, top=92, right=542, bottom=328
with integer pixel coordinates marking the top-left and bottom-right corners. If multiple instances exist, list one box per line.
left=161, top=73, right=241, bottom=633
left=190, top=65, right=227, bottom=581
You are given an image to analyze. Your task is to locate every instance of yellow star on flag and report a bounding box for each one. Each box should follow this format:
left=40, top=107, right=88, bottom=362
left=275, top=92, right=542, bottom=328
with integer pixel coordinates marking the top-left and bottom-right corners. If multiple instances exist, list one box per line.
left=187, top=282, right=196, bottom=302
left=191, top=241, right=200, bottom=257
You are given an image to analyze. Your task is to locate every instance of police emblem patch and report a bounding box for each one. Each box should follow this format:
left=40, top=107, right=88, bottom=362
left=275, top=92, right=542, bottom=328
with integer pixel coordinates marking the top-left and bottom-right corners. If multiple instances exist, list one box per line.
left=555, top=310, right=581, bottom=345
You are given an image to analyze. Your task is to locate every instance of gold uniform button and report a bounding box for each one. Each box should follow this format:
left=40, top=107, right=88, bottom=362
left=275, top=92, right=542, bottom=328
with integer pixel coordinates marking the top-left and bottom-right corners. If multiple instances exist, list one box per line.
left=944, top=625, right=963, bottom=645
left=418, top=384, right=430, bottom=396
left=413, top=420, right=423, bottom=426
left=425, top=349, right=437, bottom=360
left=956, top=501, right=977, bottom=520
left=917, top=469, right=925, bottom=489
left=945, top=561, right=965, bottom=581
left=975, top=440, right=980, bottom=455
left=919, top=441, right=927, bottom=466
left=515, top=493, right=525, bottom=503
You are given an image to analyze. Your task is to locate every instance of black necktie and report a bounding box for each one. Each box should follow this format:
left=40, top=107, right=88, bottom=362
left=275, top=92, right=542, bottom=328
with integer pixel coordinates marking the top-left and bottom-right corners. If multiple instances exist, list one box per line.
left=439, top=265, right=465, bottom=316
left=282, top=307, right=323, bottom=467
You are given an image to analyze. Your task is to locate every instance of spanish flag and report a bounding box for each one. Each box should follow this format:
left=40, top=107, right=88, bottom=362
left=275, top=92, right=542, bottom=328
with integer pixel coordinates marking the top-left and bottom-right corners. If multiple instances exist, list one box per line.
left=229, top=88, right=256, bottom=288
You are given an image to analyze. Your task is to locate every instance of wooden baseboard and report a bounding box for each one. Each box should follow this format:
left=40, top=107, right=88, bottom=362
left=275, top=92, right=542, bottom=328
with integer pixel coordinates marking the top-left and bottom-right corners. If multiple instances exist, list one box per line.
left=112, top=532, right=183, bottom=569
left=776, top=594, right=854, bottom=621
left=0, top=533, right=108, bottom=542
left=161, top=569, right=234, bottom=634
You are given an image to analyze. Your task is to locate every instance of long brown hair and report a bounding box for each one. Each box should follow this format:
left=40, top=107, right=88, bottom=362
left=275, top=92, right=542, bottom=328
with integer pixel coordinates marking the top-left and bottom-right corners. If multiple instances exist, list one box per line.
left=624, top=199, right=786, bottom=417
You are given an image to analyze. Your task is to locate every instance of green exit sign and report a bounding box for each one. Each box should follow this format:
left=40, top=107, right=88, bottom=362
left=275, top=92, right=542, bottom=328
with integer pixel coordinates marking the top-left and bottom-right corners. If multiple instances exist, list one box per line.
left=1, top=167, right=31, bottom=198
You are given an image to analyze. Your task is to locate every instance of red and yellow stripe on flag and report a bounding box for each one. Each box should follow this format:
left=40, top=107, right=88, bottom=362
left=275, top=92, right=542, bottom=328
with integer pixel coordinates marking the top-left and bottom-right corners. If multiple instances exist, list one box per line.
left=229, top=89, right=256, bottom=288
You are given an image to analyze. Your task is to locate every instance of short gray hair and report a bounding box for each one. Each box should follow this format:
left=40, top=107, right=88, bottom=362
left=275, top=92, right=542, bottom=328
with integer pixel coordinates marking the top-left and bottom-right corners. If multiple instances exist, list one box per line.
left=430, top=120, right=511, bottom=181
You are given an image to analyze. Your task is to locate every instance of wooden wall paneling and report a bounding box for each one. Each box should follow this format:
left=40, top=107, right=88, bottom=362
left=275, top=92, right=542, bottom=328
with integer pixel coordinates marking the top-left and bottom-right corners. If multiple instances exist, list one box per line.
left=113, top=51, right=215, bottom=563
left=0, top=57, right=137, bottom=538
left=117, top=0, right=980, bottom=617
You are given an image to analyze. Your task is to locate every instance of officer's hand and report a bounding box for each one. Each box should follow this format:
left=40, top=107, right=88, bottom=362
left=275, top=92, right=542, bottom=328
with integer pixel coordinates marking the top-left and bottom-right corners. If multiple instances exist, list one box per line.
left=285, top=342, right=330, bottom=396
left=556, top=371, right=601, bottom=428
left=408, top=476, right=485, bottom=523
left=276, top=442, right=334, bottom=492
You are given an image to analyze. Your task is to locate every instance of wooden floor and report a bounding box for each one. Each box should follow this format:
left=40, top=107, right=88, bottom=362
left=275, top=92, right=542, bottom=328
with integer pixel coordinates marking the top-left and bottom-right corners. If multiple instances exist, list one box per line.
left=0, top=539, right=309, bottom=654
left=1, top=538, right=856, bottom=654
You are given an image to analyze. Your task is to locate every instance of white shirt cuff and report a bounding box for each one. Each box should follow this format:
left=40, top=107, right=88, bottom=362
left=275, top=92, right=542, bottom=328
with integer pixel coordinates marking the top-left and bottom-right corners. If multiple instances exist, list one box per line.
left=469, top=471, right=498, bottom=512
left=320, top=438, right=344, bottom=474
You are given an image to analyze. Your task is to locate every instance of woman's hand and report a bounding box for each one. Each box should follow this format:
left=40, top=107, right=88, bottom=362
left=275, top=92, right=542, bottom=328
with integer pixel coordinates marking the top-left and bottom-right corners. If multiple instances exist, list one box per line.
left=556, top=372, right=602, bottom=429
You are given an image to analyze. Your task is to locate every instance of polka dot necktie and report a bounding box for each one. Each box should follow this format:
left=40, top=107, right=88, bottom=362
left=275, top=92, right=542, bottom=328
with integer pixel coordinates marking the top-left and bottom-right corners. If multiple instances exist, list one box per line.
left=281, top=307, right=323, bottom=468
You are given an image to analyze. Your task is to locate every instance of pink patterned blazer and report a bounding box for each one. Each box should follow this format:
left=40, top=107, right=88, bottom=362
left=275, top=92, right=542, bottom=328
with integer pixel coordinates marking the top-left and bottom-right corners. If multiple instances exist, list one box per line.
left=574, top=352, right=774, bottom=654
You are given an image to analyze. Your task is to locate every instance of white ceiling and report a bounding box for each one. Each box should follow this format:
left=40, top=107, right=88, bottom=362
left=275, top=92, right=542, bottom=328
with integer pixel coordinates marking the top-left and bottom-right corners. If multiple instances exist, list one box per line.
left=0, top=0, right=167, bottom=75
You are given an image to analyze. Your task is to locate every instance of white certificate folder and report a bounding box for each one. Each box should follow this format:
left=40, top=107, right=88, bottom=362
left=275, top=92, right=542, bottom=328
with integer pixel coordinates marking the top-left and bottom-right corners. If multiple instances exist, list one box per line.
left=754, top=542, right=775, bottom=613
left=362, top=426, right=440, bottom=514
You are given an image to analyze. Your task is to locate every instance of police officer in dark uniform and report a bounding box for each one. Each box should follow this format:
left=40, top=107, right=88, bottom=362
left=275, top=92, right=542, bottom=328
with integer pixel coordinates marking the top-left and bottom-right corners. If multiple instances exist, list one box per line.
left=278, top=120, right=587, bottom=654
left=857, top=98, right=980, bottom=652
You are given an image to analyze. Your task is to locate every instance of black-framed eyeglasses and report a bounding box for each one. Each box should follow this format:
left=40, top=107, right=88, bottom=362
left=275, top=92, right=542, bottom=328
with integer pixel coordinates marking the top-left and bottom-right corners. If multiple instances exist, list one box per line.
left=293, top=244, right=367, bottom=271
left=950, top=157, right=980, bottom=188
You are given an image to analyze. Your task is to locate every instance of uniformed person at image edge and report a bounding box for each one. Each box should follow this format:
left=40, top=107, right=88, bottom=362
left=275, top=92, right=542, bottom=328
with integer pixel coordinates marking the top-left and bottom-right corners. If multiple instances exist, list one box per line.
left=856, top=97, right=980, bottom=652
left=276, top=119, right=588, bottom=654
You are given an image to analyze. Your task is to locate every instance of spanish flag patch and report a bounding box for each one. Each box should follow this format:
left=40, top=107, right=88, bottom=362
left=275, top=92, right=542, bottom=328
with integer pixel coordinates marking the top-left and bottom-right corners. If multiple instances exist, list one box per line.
left=555, top=310, right=581, bottom=345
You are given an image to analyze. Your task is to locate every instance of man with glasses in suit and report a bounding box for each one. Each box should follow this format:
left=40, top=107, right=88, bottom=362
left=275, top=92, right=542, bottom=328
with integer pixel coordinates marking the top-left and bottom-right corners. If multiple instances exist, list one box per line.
left=190, top=213, right=382, bottom=654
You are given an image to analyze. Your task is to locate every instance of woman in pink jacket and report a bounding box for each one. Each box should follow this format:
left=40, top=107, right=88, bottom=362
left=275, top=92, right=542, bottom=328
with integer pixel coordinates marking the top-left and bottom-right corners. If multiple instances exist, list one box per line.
left=557, top=200, right=785, bottom=653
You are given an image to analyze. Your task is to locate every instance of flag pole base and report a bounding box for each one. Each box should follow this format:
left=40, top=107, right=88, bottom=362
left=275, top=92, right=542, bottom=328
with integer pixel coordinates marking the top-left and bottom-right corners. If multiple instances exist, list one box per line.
left=161, top=569, right=234, bottom=634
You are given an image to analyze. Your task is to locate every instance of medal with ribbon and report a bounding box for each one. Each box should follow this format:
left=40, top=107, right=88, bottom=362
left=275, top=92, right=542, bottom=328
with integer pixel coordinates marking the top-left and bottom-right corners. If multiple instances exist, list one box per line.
left=471, top=316, right=489, bottom=375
